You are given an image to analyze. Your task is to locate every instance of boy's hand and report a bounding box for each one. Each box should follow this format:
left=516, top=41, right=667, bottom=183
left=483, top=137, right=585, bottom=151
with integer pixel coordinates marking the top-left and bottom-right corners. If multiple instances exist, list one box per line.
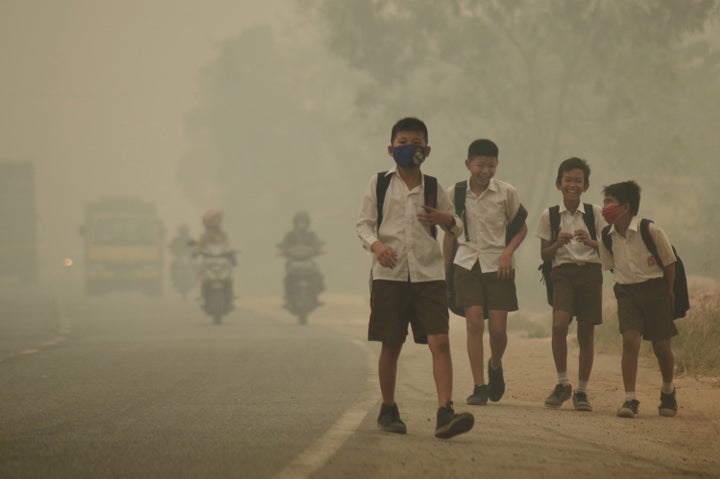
left=417, top=205, right=454, bottom=229
left=556, top=232, right=574, bottom=246
left=574, top=229, right=595, bottom=247
left=497, top=250, right=513, bottom=280
left=372, top=241, right=398, bottom=269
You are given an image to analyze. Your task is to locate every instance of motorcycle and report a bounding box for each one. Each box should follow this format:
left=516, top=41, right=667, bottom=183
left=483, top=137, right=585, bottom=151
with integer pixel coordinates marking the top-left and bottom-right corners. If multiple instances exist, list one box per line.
left=170, top=254, right=199, bottom=299
left=280, top=244, right=323, bottom=325
left=196, top=243, right=236, bottom=325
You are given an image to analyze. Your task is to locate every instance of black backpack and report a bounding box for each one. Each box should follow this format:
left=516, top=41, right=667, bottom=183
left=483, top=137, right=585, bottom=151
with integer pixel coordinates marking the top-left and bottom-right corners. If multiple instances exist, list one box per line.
left=537, top=204, right=597, bottom=306
left=447, top=181, right=528, bottom=317
left=601, top=219, right=689, bottom=319
left=376, top=171, right=437, bottom=238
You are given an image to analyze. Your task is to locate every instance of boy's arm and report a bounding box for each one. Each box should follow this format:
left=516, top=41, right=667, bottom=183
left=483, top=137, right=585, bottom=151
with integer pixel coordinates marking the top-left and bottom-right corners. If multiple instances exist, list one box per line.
left=356, top=175, right=380, bottom=251
left=435, top=185, right=463, bottom=238
left=498, top=222, right=527, bottom=279
left=442, top=230, right=456, bottom=276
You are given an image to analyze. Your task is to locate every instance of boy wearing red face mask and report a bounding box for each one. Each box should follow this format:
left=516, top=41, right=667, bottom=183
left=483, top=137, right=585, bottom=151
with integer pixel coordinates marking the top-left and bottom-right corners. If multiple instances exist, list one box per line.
left=599, top=180, right=678, bottom=419
left=536, top=157, right=606, bottom=412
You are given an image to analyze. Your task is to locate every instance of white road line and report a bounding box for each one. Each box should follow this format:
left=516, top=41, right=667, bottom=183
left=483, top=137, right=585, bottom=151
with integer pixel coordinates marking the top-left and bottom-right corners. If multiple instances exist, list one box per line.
left=274, top=338, right=377, bottom=479
left=0, top=298, right=70, bottom=364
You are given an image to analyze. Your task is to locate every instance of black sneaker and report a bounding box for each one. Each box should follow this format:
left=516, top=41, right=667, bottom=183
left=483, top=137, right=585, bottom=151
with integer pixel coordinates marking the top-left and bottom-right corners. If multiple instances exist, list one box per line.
left=435, top=402, right=474, bottom=439
left=617, top=399, right=640, bottom=418
left=487, top=359, right=505, bottom=402
left=572, top=391, right=593, bottom=412
left=659, top=389, right=678, bottom=417
left=544, top=383, right=572, bottom=409
left=466, top=385, right=489, bottom=405
left=377, top=403, right=407, bottom=434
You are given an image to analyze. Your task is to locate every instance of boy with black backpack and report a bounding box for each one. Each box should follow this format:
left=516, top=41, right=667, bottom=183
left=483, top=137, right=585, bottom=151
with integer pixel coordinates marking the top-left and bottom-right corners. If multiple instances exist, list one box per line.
left=443, top=139, right=528, bottom=406
left=355, top=117, right=474, bottom=439
left=599, top=180, right=684, bottom=419
left=536, top=158, right=606, bottom=412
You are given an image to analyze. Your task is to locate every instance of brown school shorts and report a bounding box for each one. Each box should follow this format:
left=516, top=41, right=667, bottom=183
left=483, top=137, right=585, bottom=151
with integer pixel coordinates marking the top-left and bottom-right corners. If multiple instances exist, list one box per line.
left=550, top=263, right=603, bottom=324
left=369, top=280, right=449, bottom=347
left=453, top=262, right=518, bottom=312
left=614, top=278, right=678, bottom=341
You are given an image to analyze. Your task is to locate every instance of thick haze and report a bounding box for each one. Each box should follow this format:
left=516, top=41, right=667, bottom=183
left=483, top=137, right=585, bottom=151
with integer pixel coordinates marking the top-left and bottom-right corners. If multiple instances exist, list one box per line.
left=2, top=1, right=719, bottom=306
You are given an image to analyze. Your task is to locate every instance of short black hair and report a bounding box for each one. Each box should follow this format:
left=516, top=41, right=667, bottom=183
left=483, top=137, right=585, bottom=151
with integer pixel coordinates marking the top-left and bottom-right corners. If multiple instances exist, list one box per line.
left=556, top=157, right=591, bottom=186
left=603, top=180, right=641, bottom=215
left=391, top=117, right=428, bottom=143
left=467, top=139, right=498, bottom=159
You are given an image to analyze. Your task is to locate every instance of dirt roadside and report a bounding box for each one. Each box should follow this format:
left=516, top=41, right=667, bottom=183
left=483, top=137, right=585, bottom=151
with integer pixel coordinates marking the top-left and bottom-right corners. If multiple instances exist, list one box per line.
left=240, top=293, right=720, bottom=479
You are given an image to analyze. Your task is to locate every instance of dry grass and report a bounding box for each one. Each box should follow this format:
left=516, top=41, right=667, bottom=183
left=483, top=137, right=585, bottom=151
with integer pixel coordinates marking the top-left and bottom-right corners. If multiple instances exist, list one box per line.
left=594, top=276, right=720, bottom=376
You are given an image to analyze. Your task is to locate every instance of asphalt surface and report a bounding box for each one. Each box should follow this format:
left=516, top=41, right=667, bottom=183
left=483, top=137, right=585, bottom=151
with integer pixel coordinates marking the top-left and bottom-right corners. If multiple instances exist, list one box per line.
left=0, top=288, right=369, bottom=479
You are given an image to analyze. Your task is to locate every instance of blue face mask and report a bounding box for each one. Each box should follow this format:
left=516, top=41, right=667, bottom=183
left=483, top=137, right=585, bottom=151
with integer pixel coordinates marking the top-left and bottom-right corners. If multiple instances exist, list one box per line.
left=392, top=144, right=427, bottom=168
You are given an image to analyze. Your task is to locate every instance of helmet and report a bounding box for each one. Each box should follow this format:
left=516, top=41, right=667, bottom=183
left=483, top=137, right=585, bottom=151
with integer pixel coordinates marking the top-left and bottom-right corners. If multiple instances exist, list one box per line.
left=202, top=209, right=223, bottom=228
left=293, top=211, right=310, bottom=226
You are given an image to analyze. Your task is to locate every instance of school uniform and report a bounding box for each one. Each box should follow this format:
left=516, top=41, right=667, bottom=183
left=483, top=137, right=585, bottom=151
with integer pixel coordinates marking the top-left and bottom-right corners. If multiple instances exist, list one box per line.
left=599, top=216, right=678, bottom=340
left=447, top=178, right=522, bottom=311
left=536, top=203, right=605, bottom=323
left=356, top=167, right=462, bottom=345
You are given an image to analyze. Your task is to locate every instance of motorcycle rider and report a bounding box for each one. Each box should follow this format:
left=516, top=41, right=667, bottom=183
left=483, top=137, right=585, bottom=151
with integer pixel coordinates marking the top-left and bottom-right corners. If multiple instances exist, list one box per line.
left=168, top=224, right=198, bottom=297
left=169, top=224, right=193, bottom=258
left=277, top=211, right=325, bottom=306
left=194, top=209, right=235, bottom=308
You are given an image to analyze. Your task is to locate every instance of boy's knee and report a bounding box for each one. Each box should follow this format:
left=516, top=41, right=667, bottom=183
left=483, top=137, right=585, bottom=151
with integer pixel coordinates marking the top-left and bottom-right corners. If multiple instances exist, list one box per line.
left=428, top=334, right=451, bottom=354
left=465, top=316, right=485, bottom=335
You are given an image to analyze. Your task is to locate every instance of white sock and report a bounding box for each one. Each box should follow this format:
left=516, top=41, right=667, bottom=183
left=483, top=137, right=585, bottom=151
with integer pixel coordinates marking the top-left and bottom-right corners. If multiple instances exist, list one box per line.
left=557, top=372, right=570, bottom=385
left=625, top=392, right=637, bottom=401
left=662, top=382, right=675, bottom=394
left=576, top=380, right=588, bottom=393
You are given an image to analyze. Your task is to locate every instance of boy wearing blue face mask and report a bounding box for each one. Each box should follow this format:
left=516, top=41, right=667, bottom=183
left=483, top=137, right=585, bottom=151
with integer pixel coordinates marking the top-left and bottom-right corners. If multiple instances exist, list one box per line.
left=356, top=117, right=474, bottom=439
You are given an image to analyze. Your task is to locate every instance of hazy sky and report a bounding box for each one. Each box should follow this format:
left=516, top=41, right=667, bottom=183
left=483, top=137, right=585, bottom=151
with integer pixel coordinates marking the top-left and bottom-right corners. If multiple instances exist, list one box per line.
left=1, top=0, right=288, bottom=280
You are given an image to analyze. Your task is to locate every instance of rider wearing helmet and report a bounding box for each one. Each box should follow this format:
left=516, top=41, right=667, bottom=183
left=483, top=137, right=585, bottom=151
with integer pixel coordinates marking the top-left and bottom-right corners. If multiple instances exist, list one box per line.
left=278, top=211, right=325, bottom=305
left=193, top=209, right=229, bottom=256
left=168, top=224, right=193, bottom=258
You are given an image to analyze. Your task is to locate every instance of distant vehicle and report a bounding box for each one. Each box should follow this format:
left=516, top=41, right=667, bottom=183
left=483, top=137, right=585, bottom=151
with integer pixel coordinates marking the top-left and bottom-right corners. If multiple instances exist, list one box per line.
left=79, top=197, right=164, bottom=296
left=0, top=161, right=38, bottom=285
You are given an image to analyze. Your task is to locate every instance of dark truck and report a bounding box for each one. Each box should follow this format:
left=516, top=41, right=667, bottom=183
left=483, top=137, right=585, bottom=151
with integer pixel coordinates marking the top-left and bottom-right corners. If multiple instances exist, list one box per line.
left=79, top=197, right=165, bottom=296
left=0, top=161, right=38, bottom=285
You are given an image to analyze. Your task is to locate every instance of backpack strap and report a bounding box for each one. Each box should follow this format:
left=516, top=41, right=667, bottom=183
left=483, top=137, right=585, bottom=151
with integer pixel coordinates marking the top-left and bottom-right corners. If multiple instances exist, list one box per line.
left=454, top=181, right=469, bottom=241
left=375, top=171, right=392, bottom=234
left=582, top=203, right=597, bottom=241
left=423, top=174, right=438, bottom=239
left=639, top=218, right=664, bottom=268
left=506, top=204, right=528, bottom=245
left=548, top=205, right=561, bottom=244
left=601, top=225, right=613, bottom=252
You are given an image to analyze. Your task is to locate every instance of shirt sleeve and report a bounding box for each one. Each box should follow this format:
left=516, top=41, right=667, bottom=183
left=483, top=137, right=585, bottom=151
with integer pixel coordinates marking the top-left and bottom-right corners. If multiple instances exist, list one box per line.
left=535, top=208, right=551, bottom=242
left=598, top=233, right=614, bottom=271
left=505, top=184, right=521, bottom=223
left=593, top=205, right=607, bottom=239
left=648, top=223, right=676, bottom=267
left=437, top=182, right=463, bottom=238
left=355, top=174, right=380, bottom=251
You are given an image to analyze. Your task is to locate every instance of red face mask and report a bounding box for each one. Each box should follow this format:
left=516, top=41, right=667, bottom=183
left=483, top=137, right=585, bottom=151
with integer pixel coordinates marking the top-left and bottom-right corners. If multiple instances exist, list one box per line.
left=601, top=203, right=624, bottom=224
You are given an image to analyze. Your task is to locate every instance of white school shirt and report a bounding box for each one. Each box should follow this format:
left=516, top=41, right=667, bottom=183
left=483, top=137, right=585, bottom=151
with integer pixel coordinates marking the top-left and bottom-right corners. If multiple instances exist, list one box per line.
left=447, top=179, right=522, bottom=273
left=599, top=216, right=676, bottom=285
left=356, top=168, right=463, bottom=282
left=535, top=203, right=605, bottom=267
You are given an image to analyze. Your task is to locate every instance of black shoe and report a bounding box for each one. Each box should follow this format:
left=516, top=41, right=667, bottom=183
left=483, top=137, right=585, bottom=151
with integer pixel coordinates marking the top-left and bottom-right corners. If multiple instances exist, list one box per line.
left=544, top=383, right=572, bottom=409
left=659, top=389, right=677, bottom=417
left=487, top=359, right=505, bottom=402
left=377, top=403, right=407, bottom=434
left=466, top=384, right=489, bottom=405
left=572, top=391, right=593, bottom=412
left=435, top=401, right=474, bottom=439
left=617, top=399, right=640, bottom=418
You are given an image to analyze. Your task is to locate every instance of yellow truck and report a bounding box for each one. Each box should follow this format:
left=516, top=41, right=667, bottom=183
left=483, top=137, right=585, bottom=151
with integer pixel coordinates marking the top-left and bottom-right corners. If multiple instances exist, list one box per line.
left=79, top=197, right=164, bottom=296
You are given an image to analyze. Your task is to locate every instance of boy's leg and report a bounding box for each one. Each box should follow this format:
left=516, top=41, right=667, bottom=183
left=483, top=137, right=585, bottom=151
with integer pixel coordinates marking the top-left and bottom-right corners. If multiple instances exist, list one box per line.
left=544, top=310, right=573, bottom=408
left=465, top=305, right=486, bottom=387
left=576, top=321, right=595, bottom=384
left=486, top=310, right=508, bottom=402
left=652, top=338, right=675, bottom=385
left=427, top=334, right=453, bottom=407
left=621, top=330, right=642, bottom=394
left=378, top=343, right=403, bottom=406
left=487, top=311, right=508, bottom=368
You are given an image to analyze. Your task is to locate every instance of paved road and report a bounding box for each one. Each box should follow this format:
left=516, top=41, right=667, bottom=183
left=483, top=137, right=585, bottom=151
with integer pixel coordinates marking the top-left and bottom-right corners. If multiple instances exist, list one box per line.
left=0, top=290, right=369, bottom=479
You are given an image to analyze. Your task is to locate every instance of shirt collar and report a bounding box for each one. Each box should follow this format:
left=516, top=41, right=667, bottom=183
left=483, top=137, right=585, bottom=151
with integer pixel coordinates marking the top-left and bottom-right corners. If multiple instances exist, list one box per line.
left=558, top=202, right=587, bottom=215
left=465, top=178, right=497, bottom=194
left=609, top=216, right=639, bottom=235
